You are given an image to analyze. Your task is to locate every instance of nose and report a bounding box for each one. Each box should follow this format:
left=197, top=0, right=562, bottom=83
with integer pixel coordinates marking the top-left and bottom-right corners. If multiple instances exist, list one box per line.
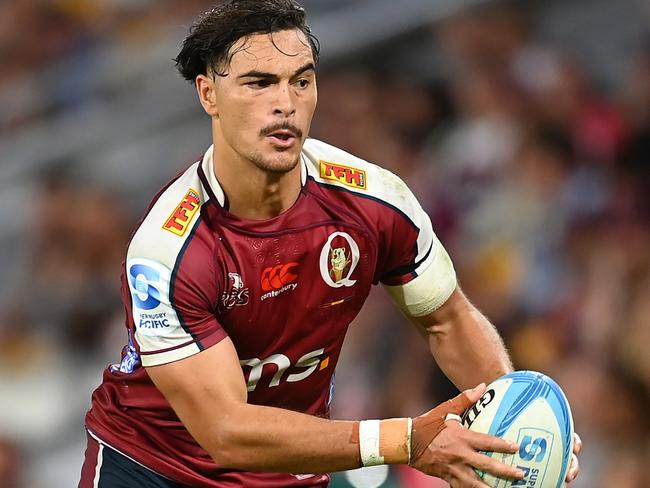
left=273, top=84, right=296, bottom=118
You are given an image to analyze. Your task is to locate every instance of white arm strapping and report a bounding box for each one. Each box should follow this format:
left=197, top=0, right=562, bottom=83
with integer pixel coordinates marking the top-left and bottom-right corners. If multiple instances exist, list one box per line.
left=383, top=243, right=457, bottom=317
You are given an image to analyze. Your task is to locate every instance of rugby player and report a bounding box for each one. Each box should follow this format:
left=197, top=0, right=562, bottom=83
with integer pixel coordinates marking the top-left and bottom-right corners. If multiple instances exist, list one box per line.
left=78, top=1, right=581, bottom=486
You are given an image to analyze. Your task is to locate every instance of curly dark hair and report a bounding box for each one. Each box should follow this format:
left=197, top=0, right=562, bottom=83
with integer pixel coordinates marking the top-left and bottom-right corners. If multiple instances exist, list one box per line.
left=174, top=0, right=320, bottom=83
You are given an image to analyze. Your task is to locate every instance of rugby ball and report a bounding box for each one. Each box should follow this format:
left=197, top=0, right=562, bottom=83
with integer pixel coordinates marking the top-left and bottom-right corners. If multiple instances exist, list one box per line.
left=461, top=371, right=574, bottom=488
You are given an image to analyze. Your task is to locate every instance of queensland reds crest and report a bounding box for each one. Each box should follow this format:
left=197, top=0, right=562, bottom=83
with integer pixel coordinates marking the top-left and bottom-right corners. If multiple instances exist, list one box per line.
left=220, top=272, right=249, bottom=312
left=319, top=232, right=360, bottom=288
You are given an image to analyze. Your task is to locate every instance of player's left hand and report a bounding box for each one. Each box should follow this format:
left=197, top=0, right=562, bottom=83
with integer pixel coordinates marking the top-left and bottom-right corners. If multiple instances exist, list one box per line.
left=564, top=432, right=582, bottom=485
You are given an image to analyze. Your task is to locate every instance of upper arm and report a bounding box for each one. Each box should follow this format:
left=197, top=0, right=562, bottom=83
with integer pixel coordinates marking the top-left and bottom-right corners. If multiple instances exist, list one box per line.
left=125, top=235, right=227, bottom=366
left=125, top=241, right=238, bottom=455
left=146, top=337, right=248, bottom=454
left=375, top=172, right=441, bottom=287
left=382, top=243, right=458, bottom=320
left=377, top=175, right=457, bottom=318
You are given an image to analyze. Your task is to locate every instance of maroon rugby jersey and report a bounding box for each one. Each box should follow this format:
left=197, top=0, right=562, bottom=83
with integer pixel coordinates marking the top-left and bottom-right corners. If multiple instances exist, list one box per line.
left=85, top=138, right=453, bottom=487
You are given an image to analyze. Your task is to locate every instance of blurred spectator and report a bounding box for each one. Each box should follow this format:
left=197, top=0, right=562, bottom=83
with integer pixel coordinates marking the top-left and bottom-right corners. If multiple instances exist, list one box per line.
left=0, top=437, right=23, bottom=488
left=11, top=173, right=128, bottom=355
left=523, top=54, right=629, bottom=165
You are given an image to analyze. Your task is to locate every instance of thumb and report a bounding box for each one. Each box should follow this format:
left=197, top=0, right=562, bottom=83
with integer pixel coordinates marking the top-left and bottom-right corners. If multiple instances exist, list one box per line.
left=445, top=383, right=486, bottom=415
left=410, top=383, right=487, bottom=463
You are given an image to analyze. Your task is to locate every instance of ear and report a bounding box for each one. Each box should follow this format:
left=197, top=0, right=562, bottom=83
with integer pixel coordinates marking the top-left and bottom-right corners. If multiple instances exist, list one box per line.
left=196, top=74, right=219, bottom=117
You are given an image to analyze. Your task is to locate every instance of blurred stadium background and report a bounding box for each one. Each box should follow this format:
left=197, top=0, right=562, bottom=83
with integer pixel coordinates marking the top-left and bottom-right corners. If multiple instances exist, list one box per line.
left=0, top=0, right=649, bottom=487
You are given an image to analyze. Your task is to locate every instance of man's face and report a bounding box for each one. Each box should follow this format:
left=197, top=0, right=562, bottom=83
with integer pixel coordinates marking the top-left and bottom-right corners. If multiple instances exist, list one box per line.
left=211, top=29, right=317, bottom=174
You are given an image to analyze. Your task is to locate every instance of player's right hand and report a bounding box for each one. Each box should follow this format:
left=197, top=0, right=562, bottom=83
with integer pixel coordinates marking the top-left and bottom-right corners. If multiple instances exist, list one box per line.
left=409, top=384, right=525, bottom=487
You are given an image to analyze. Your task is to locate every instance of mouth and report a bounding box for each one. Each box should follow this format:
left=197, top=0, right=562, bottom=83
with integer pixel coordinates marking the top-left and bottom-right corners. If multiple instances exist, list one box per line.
left=267, top=129, right=298, bottom=148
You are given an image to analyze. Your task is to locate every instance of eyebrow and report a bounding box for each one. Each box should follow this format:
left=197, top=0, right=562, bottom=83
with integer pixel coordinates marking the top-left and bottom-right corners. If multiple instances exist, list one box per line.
left=237, top=62, right=315, bottom=80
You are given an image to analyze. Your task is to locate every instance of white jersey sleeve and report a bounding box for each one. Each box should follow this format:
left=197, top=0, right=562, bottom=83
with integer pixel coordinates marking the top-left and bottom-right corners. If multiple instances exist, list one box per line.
left=125, top=155, right=227, bottom=367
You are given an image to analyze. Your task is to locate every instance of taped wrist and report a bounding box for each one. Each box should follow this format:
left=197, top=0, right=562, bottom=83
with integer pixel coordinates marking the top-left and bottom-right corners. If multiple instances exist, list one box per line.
left=358, top=418, right=412, bottom=466
left=410, top=409, right=448, bottom=464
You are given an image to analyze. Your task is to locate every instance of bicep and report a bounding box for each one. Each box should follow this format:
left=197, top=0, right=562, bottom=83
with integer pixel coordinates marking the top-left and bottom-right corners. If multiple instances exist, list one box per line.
left=146, top=337, right=247, bottom=448
left=125, top=254, right=227, bottom=366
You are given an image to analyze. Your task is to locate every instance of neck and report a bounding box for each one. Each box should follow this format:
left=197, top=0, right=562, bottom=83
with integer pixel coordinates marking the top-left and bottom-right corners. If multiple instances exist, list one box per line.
left=211, top=133, right=302, bottom=220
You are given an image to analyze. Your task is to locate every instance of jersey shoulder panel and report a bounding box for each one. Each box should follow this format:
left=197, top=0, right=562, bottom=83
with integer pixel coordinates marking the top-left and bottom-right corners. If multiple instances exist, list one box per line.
left=125, top=161, right=226, bottom=366
left=302, top=138, right=448, bottom=286
left=302, top=138, right=421, bottom=225
left=128, top=161, right=206, bottom=267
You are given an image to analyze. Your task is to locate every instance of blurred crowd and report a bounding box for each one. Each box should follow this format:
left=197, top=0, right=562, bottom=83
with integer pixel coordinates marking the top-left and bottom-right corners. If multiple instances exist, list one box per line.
left=0, top=0, right=210, bottom=133
left=0, top=1, right=648, bottom=487
left=322, top=5, right=650, bottom=487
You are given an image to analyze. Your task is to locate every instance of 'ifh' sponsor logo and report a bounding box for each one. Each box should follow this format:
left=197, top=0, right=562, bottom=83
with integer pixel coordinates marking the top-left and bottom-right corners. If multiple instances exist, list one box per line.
left=163, top=188, right=201, bottom=236
left=319, top=160, right=366, bottom=190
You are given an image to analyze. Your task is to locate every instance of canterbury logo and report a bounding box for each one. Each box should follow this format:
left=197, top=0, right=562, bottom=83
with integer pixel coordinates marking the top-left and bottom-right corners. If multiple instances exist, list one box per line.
left=261, top=262, right=299, bottom=291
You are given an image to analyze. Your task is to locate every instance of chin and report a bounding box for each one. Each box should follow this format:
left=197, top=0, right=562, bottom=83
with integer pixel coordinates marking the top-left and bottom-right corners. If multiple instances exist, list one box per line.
left=251, top=151, right=301, bottom=174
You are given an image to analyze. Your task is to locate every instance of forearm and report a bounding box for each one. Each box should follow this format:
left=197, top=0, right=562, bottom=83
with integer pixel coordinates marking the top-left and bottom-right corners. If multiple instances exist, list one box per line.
left=429, top=306, right=512, bottom=389
left=420, top=290, right=513, bottom=390
left=202, top=390, right=505, bottom=479
left=148, top=338, right=410, bottom=475
left=430, top=309, right=512, bottom=389
left=197, top=402, right=361, bottom=473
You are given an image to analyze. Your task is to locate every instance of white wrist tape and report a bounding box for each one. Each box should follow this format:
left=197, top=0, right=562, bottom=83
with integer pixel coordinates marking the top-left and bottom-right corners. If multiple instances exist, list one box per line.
left=359, top=420, right=383, bottom=466
left=406, top=417, right=413, bottom=464
left=359, top=418, right=413, bottom=467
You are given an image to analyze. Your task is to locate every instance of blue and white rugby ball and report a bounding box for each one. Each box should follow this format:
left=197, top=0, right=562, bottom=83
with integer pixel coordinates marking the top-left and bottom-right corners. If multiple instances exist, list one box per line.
left=461, top=371, right=574, bottom=488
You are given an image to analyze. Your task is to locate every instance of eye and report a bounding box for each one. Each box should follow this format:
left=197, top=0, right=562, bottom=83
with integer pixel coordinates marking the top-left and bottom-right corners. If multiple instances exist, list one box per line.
left=295, top=78, right=310, bottom=89
left=246, top=80, right=271, bottom=88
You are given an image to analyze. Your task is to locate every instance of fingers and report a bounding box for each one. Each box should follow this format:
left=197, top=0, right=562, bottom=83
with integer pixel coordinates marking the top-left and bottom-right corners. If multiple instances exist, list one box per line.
left=446, top=383, right=487, bottom=415
left=565, top=433, right=582, bottom=482
left=442, top=461, right=493, bottom=488
left=439, top=424, right=522, bottom=481
left=412, top=421, right=524, bottom=487
left=573, top=432, right=583, bottom=454
left=565, top=453, right=579, bottom=482
left=469, top=452, right=524, bottom=481
left=418, top=383, right=488, bottom=420
left=449, top=470, right=492, bottom=488
left=467, top=481, right=491, bottom=488
left=461, top=428, right=519, bottom=454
